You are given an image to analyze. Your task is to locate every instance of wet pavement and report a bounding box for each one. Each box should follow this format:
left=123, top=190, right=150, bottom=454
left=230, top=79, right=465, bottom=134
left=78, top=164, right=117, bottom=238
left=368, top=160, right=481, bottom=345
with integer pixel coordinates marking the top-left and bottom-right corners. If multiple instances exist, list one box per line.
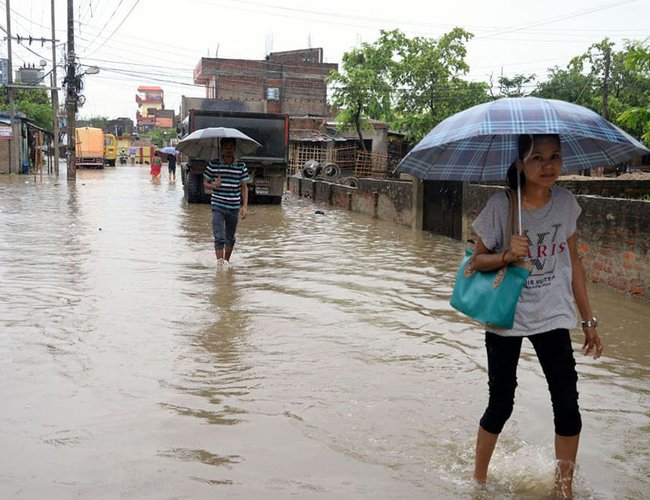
left=0, top=166, right=648, bottom=499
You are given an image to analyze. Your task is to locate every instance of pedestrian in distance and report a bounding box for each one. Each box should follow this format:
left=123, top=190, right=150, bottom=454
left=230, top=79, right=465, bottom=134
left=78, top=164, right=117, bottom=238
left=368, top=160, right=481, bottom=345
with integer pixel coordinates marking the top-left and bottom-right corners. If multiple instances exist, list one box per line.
left=150, top=152, right=162, bottom=179
left=167, top=153, right=177, bottom=182
left=470, top=134, right=603, bottom=498
left=203, top=137, right=249, bottom=267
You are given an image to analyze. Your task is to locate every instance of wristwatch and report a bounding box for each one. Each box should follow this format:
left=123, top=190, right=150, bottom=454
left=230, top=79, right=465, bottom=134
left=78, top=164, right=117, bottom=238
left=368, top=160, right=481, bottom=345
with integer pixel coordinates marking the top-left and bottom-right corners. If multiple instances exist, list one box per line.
left=581, top=317, right=598, bottom=328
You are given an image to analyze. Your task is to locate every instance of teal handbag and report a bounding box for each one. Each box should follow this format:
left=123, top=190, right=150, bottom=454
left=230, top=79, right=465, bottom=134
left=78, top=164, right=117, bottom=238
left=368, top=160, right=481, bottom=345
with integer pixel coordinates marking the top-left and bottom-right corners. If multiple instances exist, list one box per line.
left=450, top=248, right=532, bottom=329
left=450, top=190, right=533, bottom=330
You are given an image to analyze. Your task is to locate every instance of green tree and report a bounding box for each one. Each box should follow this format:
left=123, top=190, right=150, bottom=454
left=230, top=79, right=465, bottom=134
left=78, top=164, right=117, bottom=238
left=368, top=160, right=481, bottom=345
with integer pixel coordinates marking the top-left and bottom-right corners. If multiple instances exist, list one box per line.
left=533, top=64, right=595, bottom=108
left=145, top=127, right=177, bottom=147
left=533, top=38, right=650, bottom=142
left=329, top=28, right=489, bottom=145
left=385, top=28, right=488, bottom=141
left=617, top=41, right=650, bottom=143
left=0, top=87, right=53, bottom=131
left=329, top=40, right=395, bottom=150
left=491, top=73, right=536, bottom=98
left=84, top=116, right=110, bottom=130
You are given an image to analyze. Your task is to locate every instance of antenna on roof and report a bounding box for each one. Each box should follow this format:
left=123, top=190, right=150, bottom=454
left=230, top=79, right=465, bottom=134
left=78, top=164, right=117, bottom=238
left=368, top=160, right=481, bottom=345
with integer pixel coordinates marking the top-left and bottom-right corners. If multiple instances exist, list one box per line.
left=265, top=33, right=273, bottom=56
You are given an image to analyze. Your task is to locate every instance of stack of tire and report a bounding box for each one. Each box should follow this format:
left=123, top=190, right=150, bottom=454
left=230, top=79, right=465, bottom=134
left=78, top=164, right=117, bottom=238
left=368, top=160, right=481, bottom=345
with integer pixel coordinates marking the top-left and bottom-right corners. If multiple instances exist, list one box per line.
left=301, top=160, right=358, bottom=188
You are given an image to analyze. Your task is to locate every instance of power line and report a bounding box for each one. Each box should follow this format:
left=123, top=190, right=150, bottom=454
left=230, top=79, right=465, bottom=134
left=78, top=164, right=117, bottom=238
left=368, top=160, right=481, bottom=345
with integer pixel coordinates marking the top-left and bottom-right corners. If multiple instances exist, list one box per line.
left=81, top=0, right=142, bottom=58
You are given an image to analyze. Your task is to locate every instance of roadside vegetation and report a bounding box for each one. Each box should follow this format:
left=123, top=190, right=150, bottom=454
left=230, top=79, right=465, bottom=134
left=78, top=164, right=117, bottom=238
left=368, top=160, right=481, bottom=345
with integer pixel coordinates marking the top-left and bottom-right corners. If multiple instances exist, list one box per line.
left=0, top=87, right=53, bottom=131
left=330, top=30, right=650, bottom=148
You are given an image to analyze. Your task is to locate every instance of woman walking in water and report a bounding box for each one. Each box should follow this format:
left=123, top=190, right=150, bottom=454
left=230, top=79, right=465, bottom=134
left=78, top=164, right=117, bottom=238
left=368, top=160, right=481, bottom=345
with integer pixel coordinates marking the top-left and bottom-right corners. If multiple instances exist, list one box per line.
left=470, top=134, right=603, bottom=498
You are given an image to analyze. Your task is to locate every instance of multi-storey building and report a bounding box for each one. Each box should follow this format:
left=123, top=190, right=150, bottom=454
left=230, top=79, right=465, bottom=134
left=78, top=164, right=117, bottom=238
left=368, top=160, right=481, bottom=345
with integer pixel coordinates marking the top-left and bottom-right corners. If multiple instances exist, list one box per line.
left=193, top=48, right=337, bottom=117
left=135, top=85, right=167, bottom=131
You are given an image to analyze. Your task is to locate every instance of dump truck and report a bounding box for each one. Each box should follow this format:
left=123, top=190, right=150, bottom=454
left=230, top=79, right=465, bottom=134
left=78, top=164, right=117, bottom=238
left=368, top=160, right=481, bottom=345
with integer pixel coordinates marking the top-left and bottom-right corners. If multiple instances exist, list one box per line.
left=75, top=127, right=105, bottom=169
left=178, top=108, right=289, bottom=204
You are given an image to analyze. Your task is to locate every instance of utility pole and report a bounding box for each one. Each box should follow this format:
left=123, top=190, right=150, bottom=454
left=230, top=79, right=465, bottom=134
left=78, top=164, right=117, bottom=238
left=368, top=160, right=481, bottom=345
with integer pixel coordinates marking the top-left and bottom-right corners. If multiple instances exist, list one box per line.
left=602, top=46, right=611, bottom=121
left=51, top=0, right=60, bottom=175
left=66, top=0, right=76, bottom=179
left=5, top=0, right=20, bottom=174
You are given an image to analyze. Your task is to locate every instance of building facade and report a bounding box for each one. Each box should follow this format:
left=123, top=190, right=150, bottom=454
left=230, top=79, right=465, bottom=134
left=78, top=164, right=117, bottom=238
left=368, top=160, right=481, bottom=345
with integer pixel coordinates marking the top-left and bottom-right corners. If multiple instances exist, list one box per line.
left=193, top=48, right=337, bottom=117
left=135, top=86, right=172, bottom=131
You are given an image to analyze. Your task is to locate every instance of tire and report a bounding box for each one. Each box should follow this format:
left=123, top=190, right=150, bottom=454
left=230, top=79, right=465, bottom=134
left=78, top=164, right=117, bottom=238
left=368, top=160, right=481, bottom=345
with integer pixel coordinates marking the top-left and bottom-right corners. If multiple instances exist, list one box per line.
left=185, top=172, right=210, bottom=203
left=322, top=162, right=341, bottom=181
left=342, top=176, right=359, bottom=188
left=302, top=159, right=320, bottom=179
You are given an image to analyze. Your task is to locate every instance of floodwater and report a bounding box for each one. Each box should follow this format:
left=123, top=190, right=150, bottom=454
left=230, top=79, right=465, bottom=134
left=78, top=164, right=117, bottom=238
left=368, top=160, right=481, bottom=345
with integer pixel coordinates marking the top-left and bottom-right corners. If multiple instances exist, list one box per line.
left=0, top=166, right=648, bottom=499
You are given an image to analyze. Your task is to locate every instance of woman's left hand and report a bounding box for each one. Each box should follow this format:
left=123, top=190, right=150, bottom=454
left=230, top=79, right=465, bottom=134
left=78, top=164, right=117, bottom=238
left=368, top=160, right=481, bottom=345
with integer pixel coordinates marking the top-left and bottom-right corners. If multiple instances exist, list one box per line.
left=582, top=327, right=604, bottom=359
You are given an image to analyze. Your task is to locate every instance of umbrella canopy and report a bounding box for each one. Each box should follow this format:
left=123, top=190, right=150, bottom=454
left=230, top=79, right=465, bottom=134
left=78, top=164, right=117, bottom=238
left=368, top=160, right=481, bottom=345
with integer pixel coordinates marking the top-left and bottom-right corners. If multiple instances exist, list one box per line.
left=395, top=97, right=649, bottom=181
left=176, top=127, right=262, bottom=161
left=159, top=146, right=178, bottom=155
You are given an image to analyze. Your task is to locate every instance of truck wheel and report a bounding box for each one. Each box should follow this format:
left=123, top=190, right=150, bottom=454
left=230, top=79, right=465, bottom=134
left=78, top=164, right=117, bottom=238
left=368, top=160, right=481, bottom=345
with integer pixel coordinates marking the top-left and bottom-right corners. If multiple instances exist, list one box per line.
left=185, top=172, right=207, bottom=203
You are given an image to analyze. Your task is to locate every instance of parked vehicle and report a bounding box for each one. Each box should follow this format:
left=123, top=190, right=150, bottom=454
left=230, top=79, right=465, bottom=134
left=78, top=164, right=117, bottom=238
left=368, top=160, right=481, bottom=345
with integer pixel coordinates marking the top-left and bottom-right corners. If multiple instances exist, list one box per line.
left=178, top=108, right=289, bottom=204
left=75, top=127, right=105, bottom=169
left=104, top=133, right=117, bottom=166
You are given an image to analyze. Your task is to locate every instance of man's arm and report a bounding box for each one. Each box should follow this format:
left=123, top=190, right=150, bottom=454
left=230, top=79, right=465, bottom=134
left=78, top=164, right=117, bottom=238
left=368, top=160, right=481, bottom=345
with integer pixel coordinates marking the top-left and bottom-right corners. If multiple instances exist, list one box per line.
left=240, top=180, right=248, bottom=219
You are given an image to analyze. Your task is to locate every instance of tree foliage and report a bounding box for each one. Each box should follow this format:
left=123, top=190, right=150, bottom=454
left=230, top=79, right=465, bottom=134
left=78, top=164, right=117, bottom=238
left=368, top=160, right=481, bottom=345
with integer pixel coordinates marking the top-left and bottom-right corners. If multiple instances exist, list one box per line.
left=534, top=38, right=650, bottom=143
left=330, top=28, right=488, bottom=144
left=329, top=39, right=395, bottom=149
left=330, top=33, right=650, bottom=148
left=145, top=127, right=177, bottom=147
left=491, top=73, right=536, bottom=98
left=0, top=87, right=53, bottom=131
left=616, top=41, right=650, bottom=143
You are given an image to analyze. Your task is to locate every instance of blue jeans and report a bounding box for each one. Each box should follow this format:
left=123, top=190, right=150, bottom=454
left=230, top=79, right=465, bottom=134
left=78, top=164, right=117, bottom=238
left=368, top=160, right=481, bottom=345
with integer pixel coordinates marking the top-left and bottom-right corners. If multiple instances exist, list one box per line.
left=479, top=329, right=581, bottom=436
left=211, top=206, right=239, bottom=250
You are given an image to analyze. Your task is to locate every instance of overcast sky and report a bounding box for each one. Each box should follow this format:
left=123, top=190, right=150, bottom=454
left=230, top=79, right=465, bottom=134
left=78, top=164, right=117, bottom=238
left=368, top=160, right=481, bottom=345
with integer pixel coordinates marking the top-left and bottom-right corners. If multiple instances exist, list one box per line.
left=2, top=0, right=649, bottom=121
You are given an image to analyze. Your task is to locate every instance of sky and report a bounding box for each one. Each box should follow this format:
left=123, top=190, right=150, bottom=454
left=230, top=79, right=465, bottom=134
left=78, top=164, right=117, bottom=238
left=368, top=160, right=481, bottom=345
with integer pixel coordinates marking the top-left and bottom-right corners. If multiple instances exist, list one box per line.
left=1, top=0, right=649, bottom=122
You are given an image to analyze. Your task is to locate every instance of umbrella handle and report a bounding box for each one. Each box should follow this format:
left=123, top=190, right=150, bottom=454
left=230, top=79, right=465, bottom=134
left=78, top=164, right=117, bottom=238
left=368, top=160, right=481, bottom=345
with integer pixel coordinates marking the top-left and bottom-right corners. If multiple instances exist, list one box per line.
left=517, top=169, right=523, bottom=236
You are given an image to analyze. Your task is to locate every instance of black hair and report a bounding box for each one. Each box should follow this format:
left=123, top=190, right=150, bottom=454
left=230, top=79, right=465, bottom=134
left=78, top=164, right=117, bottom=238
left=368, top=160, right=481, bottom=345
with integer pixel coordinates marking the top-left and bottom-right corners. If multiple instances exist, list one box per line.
left=220, top=137, right=236, bottom=146
left=505, top=134, right=561, bottom=190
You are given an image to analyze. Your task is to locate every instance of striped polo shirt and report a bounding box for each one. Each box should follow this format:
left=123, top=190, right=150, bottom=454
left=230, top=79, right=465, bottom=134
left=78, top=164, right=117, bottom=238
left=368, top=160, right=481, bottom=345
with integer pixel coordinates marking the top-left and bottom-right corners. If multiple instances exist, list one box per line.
left=204, top=161, right=250, bottom=210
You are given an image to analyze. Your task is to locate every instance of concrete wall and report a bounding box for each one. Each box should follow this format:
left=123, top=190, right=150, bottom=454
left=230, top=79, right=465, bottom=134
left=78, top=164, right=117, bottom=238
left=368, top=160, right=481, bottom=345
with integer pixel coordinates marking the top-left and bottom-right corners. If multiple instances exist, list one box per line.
left=288, top=176, right=413, bottom=227
left=557, top=179, right=650, bottom=198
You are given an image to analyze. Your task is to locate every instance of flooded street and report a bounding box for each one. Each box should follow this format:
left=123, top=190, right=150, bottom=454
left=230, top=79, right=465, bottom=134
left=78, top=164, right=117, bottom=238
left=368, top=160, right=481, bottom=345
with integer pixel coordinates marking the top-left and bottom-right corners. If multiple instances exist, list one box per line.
left=1, top=166, right=648, bottom=499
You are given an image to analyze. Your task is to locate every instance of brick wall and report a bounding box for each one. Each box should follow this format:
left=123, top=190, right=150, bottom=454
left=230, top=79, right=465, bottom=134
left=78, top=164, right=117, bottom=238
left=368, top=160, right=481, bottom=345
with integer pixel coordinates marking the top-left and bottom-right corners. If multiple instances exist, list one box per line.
left=195, top=52, right=336, bottom=117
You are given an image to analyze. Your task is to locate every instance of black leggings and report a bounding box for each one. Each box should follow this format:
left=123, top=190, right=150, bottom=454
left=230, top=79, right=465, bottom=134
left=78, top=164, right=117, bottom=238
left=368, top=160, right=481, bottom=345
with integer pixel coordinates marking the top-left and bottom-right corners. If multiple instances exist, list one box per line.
left=480, top=328, right=582, bottom=437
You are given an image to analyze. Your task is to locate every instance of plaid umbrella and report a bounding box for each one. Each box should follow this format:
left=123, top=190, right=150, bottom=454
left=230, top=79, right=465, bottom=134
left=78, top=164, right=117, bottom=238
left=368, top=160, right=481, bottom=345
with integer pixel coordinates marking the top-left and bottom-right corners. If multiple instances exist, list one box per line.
left=395, top=97, right=649, bottom=181
left=176, top=127, right=262, bottom=161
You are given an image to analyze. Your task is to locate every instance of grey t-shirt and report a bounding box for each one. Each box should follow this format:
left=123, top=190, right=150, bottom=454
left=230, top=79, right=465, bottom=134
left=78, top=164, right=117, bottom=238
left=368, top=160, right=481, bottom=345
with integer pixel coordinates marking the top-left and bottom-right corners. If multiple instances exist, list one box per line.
left=472, top=186, right=581, bottom=336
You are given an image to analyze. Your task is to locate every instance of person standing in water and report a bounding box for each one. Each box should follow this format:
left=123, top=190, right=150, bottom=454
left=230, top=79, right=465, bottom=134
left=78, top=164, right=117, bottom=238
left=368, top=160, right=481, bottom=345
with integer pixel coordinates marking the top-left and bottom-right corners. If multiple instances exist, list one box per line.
left=203, top=137, right=249, bottom=266
left=167, top=153, right=176, bottom=181
left=470, top=134, right=603, bottom=498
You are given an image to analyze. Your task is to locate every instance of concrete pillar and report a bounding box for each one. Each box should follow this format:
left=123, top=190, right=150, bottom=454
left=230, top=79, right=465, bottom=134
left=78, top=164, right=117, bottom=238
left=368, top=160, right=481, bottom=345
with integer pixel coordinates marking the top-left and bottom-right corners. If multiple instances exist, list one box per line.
left=411, top=175, right=423, bottom=231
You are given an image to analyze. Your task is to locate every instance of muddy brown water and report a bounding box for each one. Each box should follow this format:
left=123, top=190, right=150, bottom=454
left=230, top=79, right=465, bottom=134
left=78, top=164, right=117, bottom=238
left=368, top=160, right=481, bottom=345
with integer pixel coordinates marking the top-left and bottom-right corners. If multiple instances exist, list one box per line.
left=0, top=167, right=648, bottom=499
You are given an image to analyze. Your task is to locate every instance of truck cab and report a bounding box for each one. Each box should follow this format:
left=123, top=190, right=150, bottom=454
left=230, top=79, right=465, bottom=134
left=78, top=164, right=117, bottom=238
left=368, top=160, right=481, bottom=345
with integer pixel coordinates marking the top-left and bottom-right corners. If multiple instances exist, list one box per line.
left=178, top=110, right=289, bottom=205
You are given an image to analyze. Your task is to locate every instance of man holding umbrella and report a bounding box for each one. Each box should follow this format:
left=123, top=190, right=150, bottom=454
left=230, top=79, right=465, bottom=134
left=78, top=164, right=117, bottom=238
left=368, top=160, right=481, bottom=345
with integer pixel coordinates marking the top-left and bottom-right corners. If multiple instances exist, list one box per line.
left=203, top=137, right=249, bottom=266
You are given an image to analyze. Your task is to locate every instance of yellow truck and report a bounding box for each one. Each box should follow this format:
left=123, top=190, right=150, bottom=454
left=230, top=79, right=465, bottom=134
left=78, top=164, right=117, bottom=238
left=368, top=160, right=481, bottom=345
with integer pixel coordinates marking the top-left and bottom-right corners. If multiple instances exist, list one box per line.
left=75, top=127, right=105, bottom=169
left=104, top=133, right=117, bottom=166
